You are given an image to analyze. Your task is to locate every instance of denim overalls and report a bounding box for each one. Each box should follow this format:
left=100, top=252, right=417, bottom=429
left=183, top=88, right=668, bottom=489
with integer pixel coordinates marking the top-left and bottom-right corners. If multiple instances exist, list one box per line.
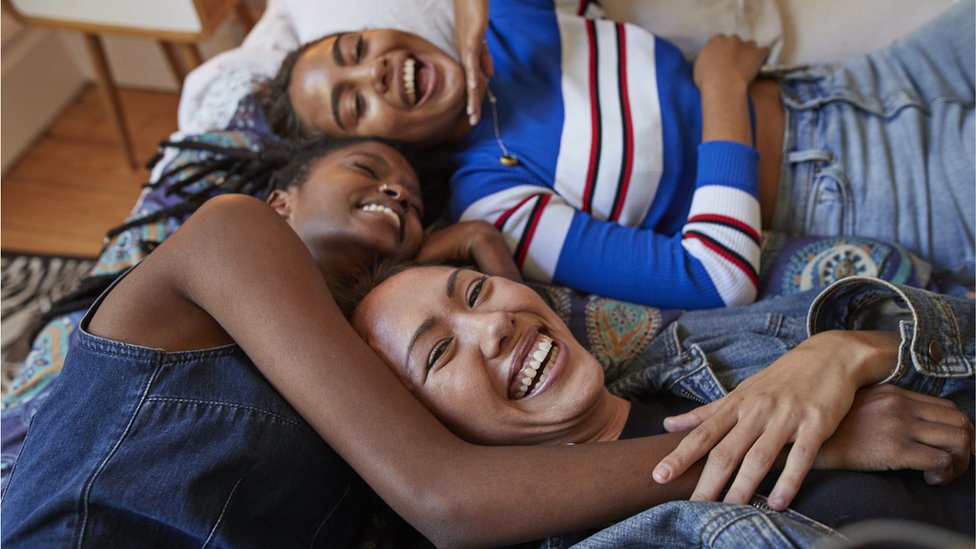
left=1, top=270, right=370, bottom=547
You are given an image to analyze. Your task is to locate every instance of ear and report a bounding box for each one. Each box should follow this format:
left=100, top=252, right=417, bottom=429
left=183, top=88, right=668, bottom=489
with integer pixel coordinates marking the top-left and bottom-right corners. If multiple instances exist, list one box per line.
left=266, top=189, right=292, bottom=218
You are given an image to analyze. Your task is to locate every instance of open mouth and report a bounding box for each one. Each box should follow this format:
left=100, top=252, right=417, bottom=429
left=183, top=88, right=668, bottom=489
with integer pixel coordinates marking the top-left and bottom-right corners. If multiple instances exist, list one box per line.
left=511, top=334, right=558, bottom=400
left=359, top=202, right=403, bottom=241
left=403, top=56, right=432, bottom=106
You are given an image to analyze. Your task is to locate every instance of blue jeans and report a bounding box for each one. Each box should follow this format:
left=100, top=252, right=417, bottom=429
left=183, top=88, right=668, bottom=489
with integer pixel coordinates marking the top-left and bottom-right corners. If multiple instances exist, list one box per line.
left=773, top=0, right=975, bottom=286
left=561, top=497, right=838, bottom=548
left=1, top=286, right=369, bottom=547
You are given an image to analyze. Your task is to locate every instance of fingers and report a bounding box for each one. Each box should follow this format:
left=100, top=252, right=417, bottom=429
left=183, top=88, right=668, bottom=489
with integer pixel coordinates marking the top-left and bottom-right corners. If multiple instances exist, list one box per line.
left=911, top=419, right=974, bottom=484
left=766, top=432, right=823, bottom=510
left=464, top=54, right=482, bottom=126
left=723, top=430, right=789, bottom=505
left=472, top=244, right=522, bottom=281
left=691, top=420, right=768, bottom=502
left=662, top=401, right=720, bottom=433
left=654, top=411, right=734, bottom=484
left=464, top=41, right=492, bottom=126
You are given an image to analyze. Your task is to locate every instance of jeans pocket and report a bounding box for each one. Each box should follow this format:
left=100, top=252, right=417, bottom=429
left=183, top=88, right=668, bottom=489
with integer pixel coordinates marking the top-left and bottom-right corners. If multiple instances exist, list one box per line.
left=805, top=164, right=853, bottom=236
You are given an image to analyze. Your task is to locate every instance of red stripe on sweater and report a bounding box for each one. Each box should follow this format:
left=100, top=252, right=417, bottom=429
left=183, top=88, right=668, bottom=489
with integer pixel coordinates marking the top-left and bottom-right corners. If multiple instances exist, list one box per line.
left=684, top=232, right=759, bottom=288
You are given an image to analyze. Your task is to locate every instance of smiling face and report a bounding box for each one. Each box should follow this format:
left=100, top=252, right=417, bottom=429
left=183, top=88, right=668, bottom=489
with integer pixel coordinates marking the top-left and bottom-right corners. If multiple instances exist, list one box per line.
left=268, top=141, right=425, bottom=275
left=289, top=29, right=467, bottom=148
left=352, top=266, right=625, bottom=446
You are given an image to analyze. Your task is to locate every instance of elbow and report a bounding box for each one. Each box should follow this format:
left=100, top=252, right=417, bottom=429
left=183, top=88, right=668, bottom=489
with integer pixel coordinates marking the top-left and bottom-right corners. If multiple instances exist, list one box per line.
left=401, top=488, right=502, bottom=548
left=723, top=282, right=758, bottom=308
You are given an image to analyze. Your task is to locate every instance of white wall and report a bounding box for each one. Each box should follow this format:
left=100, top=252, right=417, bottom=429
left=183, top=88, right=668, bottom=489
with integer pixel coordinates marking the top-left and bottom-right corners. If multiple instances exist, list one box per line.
left=1, top=11, right=86, bottom=172
left=1, top=2, right=262, bottom=174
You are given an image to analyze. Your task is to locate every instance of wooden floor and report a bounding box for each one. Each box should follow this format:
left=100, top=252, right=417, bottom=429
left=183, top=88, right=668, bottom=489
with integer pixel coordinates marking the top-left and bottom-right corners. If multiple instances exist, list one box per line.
left=1, top=85, right=180, bottom=257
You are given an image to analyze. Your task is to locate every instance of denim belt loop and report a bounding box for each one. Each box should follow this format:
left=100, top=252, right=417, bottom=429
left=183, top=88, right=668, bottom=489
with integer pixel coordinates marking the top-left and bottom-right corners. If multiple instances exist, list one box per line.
left=787, top=149, right=834, bottom=164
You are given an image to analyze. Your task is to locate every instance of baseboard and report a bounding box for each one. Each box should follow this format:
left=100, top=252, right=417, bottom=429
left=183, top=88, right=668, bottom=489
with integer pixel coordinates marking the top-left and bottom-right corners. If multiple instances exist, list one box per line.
left=1, top=26, right=87, bottom=174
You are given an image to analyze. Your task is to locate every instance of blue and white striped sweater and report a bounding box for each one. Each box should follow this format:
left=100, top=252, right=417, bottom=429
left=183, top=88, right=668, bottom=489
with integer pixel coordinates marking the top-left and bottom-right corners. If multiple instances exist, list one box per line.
left=450, top=0, right=760, bottom=309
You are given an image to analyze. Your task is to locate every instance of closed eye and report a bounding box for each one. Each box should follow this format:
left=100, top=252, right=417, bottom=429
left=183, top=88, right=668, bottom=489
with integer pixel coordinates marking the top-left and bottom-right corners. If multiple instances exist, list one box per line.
left=352, top=161, right=378, bottom=178
left=467, top=275, right=488, bottom=307
left=354, top=92, right=365, bottom=120
left=427, top=338, right=451, bottom=374
left=355, top=35, right=365, bottom=62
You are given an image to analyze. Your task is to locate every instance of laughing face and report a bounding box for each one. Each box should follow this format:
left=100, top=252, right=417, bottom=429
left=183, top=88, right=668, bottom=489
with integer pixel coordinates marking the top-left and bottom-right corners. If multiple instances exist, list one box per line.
left=352, top=266, right=628, bottom=446
left=289, top=29, right=468, bottom=148
left=267, top=141, right=424, bottom=274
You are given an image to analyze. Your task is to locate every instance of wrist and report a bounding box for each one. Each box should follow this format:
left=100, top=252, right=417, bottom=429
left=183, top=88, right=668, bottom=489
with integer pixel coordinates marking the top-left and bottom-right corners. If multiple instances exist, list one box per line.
left=807, top=331, right=900, bottom=387
left=700, top=84, right=752, bottom=144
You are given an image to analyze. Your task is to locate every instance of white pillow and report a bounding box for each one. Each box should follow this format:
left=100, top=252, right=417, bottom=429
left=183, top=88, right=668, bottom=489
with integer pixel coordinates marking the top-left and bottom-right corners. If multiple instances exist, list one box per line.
left=280, top=0, right=783, bottom=62
left=599, top=0, right=784, bottom=62
left=282, top=0, right=460, bottom=60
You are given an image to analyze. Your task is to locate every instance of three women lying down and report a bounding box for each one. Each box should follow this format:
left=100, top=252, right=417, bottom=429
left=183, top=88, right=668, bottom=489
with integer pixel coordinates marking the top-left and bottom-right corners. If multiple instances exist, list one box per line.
left=3, top=134, right=973, bottom=547
left=270, top=0, right=975, bottom=308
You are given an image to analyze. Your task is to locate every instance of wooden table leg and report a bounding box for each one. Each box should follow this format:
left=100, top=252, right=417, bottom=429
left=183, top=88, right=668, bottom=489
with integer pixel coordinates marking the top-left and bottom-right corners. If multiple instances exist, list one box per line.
left=235, top=2, right=257, bottom=34
left=176, top=42, right=204, bottom=72
left=160, top=41, right=187, bottom=85
left=83, top=33, right=139, bottom=169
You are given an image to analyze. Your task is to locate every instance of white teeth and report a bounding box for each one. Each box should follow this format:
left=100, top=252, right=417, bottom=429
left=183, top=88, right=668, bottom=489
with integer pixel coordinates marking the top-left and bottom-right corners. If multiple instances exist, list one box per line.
left=403, top=57, right=417, bottom=104
left=514, top=335, right=557, bottom=399
left=360, top=203, right=400, bottom=230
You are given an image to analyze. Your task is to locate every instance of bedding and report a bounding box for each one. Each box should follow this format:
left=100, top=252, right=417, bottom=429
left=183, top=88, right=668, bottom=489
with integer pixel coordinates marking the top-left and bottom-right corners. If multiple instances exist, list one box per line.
left=1, top=0, right=968, bottom=523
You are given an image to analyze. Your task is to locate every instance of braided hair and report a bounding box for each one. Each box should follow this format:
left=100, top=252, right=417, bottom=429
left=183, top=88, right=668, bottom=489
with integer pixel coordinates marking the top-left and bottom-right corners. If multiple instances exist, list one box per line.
left=33, top=134, right=449, bottom=338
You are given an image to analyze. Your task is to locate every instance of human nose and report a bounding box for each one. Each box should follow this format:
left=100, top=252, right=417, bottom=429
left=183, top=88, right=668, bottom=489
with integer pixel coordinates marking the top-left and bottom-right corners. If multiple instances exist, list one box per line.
left=379, top=181, right=414, bottom=211
left=351, top=57, right=388, bottom=94
left=461, top=310, right=515, bottom=360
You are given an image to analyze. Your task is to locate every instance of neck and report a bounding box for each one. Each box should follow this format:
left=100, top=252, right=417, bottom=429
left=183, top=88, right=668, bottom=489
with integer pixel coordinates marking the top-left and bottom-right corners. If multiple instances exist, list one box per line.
left=556, top=392, right=630, bottom=444
left=587, top=393, right=631, bottom=442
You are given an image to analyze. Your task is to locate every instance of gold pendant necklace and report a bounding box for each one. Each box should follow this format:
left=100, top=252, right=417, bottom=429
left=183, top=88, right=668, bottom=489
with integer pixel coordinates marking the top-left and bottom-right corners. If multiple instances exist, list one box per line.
left=485, top=87, right=519, bottom=167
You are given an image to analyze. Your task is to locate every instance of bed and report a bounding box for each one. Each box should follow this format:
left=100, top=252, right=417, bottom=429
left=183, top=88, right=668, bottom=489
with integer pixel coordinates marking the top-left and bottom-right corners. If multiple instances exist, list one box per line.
left=0, top=0, right=965, bottom=536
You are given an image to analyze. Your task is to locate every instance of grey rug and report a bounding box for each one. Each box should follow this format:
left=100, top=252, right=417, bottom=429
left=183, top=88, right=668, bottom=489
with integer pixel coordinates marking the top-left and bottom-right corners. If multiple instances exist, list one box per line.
left=1, top=252, right=96, bottom=398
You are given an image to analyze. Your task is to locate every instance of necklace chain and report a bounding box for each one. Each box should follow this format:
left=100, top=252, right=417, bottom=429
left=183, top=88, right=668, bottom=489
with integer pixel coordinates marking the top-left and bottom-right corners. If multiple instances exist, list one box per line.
left=485, top=87, right=519, bottom=167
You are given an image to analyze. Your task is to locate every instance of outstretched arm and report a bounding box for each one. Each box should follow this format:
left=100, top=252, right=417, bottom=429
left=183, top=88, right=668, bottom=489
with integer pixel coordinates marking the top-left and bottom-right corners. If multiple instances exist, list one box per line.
left=147, top=195, right=704, bottom=547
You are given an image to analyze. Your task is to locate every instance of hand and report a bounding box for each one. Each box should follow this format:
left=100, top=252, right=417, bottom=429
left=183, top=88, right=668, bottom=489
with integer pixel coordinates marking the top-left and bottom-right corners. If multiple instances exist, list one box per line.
left=415, top=221, right=522, bottom=281
left=816, top=384, right=975, bottom=485
left=693, top=34, right=769, bottom=91
left=453, top=0, right=494, bottom=126
left=653, top=331, right=899, bottom=511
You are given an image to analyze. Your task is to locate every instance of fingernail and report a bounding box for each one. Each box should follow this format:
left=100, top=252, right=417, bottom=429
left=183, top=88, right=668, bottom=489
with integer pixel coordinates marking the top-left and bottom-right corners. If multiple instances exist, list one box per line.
left=768, top=494, right=785, bottom=509
left=653, top=465, right=671, bottom=483
left=469, top=114, right=477, bottom=126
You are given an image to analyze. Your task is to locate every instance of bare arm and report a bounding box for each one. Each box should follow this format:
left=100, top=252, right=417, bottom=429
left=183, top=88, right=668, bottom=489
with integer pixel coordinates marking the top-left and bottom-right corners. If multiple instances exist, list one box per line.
left=695, top=34, right=769, bottom=145
left=132, top=195, right=699, bottom=547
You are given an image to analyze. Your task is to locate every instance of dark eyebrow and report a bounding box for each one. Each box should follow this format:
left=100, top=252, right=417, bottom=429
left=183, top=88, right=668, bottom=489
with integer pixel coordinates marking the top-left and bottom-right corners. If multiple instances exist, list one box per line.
left=446, top=268, right=461, bottom=299
left=404, top=269, right=462, bottom=376
left=331, top=33, right=347, bottom=66
left=405, top=318, right=434, bottom=377
left=347, top=151, right=389, bottom=167
left=330, top=34, right=347, bottom=131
